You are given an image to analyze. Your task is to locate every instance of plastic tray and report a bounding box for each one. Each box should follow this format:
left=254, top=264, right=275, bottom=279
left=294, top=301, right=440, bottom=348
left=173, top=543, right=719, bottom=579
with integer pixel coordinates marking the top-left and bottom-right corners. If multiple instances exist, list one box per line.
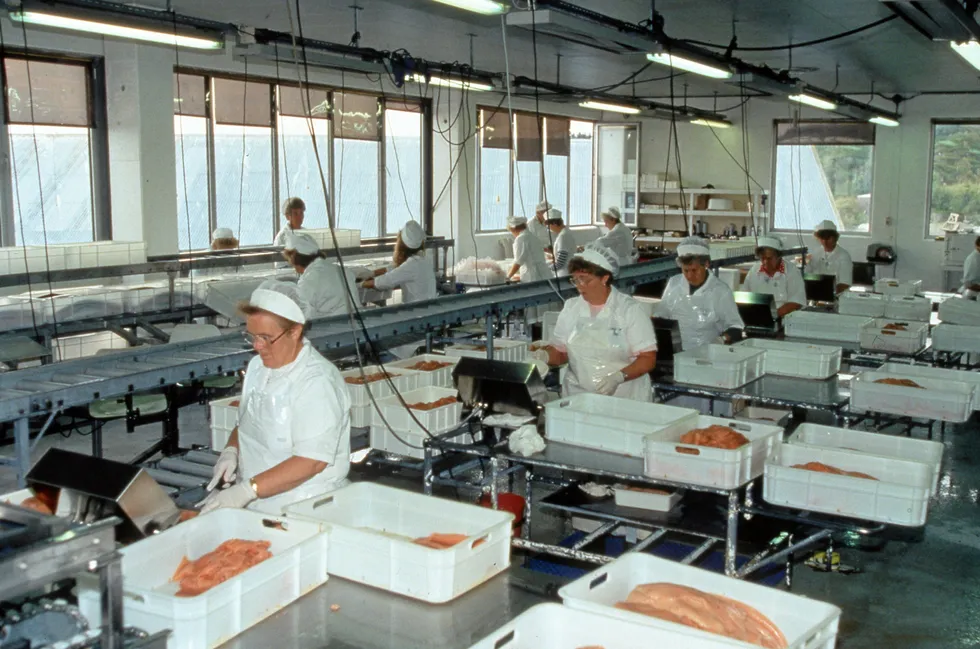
left=545, top=393, right=698, bottom=457
left=340, top=364, right=421, bottom=407
left=736, top=339, right=841, bottom=379
left=786, top=423, right=944, bottom=495
left=209, top=395, right=240, bottom=431
left=77, top=509, right=328, bottom=649
left=875, top=278, right=921, bottom=297
left=114, top=282, right=193, bottom=313
left=444, top=339, right=528, bottom=362
left=369, top=425, right=477, bottom=460
left=53, top=330, right=129, bottom=361
left=938, top=296, right=980, bottom=325
left=859, top=319, right=928, bottom=354
left=733, top=406, right=792, bottom=427
left=932, top=323, right=980, bottom=353
left=466, top=603, right=729, bottom=649
left=883, top=295, right=932, bottom=322
left=370, top=386, right=461, bottom=434
left=558, top=553, right=841, bottom=649
left=850, top=371, right=974, bottom=423
left=783, top=311, right=872, bottom=343
left=284, top=483, right=513, bottom=603
left=612, top=485, right=681, bottom=512
left=837, top=291, right=886, bottom=317
left=643, top=416, right=783, bottom=489
left=763, top=444, right=933, bottom=526
left=673, top=344, right=766, bottom=389
left=876, top=361, right=980, bottom=411
left=384, top=354, right=460, bottom=388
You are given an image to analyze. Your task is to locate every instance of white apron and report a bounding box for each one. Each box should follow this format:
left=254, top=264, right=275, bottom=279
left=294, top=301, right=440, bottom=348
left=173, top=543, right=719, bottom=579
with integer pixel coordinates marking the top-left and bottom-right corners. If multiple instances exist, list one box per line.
left=562, top=312, right=653, bottom=402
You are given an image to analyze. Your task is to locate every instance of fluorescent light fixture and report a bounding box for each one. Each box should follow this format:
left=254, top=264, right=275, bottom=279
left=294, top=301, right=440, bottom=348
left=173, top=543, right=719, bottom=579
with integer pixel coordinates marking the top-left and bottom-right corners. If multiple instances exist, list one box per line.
left=869, top=116, right=900, bottom=127
left=9, top=9, right=224, bottom=49
left=431, top=0, right=509, bottom=15
left=690, top=118, right=731, bottom=129
left=579, top=100, right=641, bottom=115
left=788, top=93, right=837, bottom=111
left=646, top=52, right=732, bottom=80
left=952, top=40, right=980, bottom=70
left=409, top=73, right=494, bottom=92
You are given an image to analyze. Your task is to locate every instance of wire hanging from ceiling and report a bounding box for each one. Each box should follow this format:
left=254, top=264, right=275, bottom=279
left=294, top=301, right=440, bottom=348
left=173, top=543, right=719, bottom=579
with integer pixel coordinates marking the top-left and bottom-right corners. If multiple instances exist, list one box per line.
left=682, top=15, right=898, bottom=52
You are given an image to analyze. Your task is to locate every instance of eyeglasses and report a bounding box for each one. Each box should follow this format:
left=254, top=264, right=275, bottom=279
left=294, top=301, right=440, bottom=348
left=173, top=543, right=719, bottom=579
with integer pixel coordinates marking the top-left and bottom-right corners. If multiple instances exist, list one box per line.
left=568, top=275, right=597, bottom=287
left=244, top=329, right=289, bottom=347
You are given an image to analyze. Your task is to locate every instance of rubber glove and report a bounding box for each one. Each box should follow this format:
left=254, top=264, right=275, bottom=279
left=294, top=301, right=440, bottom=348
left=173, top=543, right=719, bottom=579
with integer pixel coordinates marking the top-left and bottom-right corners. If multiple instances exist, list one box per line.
left=198, top=481, right=256, bottom=514
left=595, top=370, right=626, bottom=396
left=207, top=447, right=239, bottom=491
left=529, top=348, right=550, bottom=364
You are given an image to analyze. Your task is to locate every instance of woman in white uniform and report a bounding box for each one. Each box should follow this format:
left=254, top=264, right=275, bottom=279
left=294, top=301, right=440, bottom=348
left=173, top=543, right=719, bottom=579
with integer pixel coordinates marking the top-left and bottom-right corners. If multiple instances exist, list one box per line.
left=809, top=220, right=853, bottom=293
left=655, top=237, right=744, bottom=350
left=533, top=246, right=657, bottom=401
left=284, top=232, right=356, bottom=320
left=507, top=216, right=551, bottom=283
left=202, top=281, right=351, bottom=515
left=742, top=235, right=806, bottom=317
left=530, top=200, right=552, bottom=251
left=961, top=236, right=980, bottom=299
left=190, top=228, right=239, bottom=279
left=361, top=220, right=437, bottom=303
left=274, top=197, right=306, bottom=247
left=595, top=206, right=635, bottom=268
left=547, top=209, right=575, bottom=277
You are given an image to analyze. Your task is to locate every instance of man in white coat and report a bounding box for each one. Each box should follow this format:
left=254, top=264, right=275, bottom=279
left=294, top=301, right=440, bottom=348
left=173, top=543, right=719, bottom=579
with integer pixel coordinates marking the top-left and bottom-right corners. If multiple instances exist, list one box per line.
left=809, top=220, right=853, bottom=293
left=547, top=209, right=575, bottom=278
left=530, top=200, right=552, bottom=251
left=595, top=206, right=635, bottom=268
left=961, top=235, right=980, bottom=299
left=507, top=215, right=550, bottom=283
left=274, top=197, right=306, bottom=247
left=743, top=235, right=806, bottom=317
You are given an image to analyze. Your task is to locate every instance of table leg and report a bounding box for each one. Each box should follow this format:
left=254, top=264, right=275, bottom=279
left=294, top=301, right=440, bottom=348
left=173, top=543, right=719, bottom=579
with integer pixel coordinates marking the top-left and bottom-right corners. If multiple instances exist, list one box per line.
left=99, top=552, right=124, bottom=649
left=422, top=443, right=434, bottom=496
left=14, top=417, right=29, bottom=488
left=725, top=489, right=739, bottom=577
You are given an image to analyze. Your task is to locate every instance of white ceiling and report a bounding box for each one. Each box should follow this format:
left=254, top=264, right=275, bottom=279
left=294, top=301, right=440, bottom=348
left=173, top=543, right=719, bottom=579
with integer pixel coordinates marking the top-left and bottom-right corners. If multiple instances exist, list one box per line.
left=173, top=0, right=980, bottom=105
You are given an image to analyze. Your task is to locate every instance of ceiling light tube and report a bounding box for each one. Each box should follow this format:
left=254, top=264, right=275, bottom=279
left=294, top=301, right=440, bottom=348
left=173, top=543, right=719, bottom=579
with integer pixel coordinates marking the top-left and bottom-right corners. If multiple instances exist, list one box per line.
left=788, top=93, right=837, bottom=111
left=646, top=51, right=733, bottom=80
left=952, top=41, right=980, bottom=71
left=690, top=118, right=731, bottom=129
left=431, top=0, right=509, bottom=15
left=9, top=9, right=224, bottom=49
left=409, top=73, right=494, bottom=92
left=579, top=100, right=641, bottom=115
left=869, top=116, right=900, bottom=127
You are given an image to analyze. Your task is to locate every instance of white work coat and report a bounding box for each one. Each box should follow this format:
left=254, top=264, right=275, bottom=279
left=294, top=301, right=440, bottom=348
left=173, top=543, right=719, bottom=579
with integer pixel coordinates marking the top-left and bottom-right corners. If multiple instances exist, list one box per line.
left=962, top=250, right=980, bottom=298
left=236, top=340, right=351, bottom=515
left=374, top=255, right=437, bottom=304
left=552, top=287, right=657, bottom=402
left=514, top=230, right=551, bottom=283
left=274, top=224, right=297, bottom=248
left=743, top=261, right=807, bottom=310
left=596, top=222, right=635, bottom=268
left=298, top=257, right=357, bottom=320
left=527, top=217, right=551, bottom=250
left=551, top=228, right=575, bottom=277
left=655, top=273, right=744, bottom=350
left=809, top=245, right=853, bottom=287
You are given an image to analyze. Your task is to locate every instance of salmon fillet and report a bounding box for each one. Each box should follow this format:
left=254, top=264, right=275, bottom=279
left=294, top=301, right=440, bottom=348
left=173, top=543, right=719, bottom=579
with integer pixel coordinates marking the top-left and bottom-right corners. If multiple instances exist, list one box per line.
left=412, top=533, right=469, bottom=549
left=407, top=360, right=452, bottom=371
left=874, top=378, right=924, bottom=389
left=408, top=396, right=458, bottom=410
left=16, top=496, right=54, bottom=515
left=617, top=583, right=788, bottom=649
left=344, top=371, right=399, bottom=385
left=791, top=461, right=878, bottom=480
left=882, top=322, right=908, bottom=331
left=680, top=425, right=750, bottom=450
left=171, top=539, right=273, bottom=597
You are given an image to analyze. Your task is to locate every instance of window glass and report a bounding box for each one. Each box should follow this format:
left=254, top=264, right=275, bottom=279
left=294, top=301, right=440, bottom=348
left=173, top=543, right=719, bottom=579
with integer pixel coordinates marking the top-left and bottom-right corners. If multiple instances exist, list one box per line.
left=214, top=124, right=274, bottom=246
left=277, top=115, right=330, bottom=230
left=385, top=109, right=422, bottom=234
left=568, top=120, right=594, bottom=226
left=5, top=58, right=89, bottom=126
left=174, top=115, right=211, bottom=250
left=929, top=123, right=980, bottom=236
left=333, top=138, right=379, bottom=238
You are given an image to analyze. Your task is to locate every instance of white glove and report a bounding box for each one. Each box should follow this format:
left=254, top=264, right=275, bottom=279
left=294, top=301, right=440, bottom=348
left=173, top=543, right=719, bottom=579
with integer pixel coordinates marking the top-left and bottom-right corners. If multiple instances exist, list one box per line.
left=529, top=348, right=550, bottom=364
left=198, top=481, right=256, bottom=514
left=207, top=447, right=239, bottom=491
left=595, top=371, right=626, bottom=396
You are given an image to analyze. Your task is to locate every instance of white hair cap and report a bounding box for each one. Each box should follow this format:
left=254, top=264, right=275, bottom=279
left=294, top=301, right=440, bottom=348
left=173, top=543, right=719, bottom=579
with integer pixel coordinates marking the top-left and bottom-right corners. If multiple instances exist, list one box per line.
left=400, top=220, right=425, bottom=249
left=545, top=208, right=563, bottom=222
left=602, top=206, right=622, bottom=221
left=248, top=280, right=307, bottom=324
left=814, top=220, right=837, bottom=233
left=756, top=235, right=784, bottom=252
left=535, top=201, right=551, bottom=213
left=677, top=236, right=711, bottom=259
left=508, top=215, right=528, bottom=228
left=574, top=244, right=619, bottom=276
left=285, top=232, right=320, bottom=256
left=212, top=227, right=234, bottom=240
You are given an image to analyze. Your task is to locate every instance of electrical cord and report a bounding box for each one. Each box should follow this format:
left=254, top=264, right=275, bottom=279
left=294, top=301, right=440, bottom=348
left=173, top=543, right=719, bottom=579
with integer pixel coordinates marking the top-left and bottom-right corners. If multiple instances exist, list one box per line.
left=172, top=13, right=195, bottom=300
left=682, top=15, right=897, bottom=51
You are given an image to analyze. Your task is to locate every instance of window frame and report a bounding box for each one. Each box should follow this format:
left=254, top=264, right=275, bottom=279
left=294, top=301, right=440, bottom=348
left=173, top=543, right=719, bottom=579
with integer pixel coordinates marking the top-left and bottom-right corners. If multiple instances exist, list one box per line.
left=770, top=118, right=876, bottom=238
left=925, top=119, right=980, bottom=240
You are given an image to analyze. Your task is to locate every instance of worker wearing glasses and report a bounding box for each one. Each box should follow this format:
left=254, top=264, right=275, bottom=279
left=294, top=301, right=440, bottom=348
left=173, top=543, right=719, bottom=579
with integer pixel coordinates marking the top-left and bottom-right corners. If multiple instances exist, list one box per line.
left=200, top=280, right=351, bottom=515
left=531, top=246, right=658, bottom=402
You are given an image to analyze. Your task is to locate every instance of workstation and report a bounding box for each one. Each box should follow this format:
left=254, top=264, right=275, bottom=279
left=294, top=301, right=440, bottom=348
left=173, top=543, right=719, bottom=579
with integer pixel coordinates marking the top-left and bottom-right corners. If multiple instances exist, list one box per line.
left=2, top=1, right=980, bottom=649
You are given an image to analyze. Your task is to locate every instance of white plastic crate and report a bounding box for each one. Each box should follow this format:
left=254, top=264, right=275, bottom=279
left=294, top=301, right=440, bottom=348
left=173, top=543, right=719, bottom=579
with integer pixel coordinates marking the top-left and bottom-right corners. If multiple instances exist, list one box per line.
left=444, top=339, right=528, bottom=362
left=21, top=287, right=126, bottom=323
left=545, top=393, right=697, bottom=457
left=859, top=319, right=928, bottom=354
left=643, top=416, right=783, bottom=489
left=467, top=603, right=727, bottom=649
left=673, top=344, right=765, bottom=389
left=938, top=296, right=980, bottom=325
left=0, top=297, right=40, bottom=329
left=76, top=241, right=147, bottom=268
left=285, top=483, right=513, bottom=603
left=301, top=227, right=361, bottom=249
left=837, top=291, right=885, bottom=317
left=633, top=296, right=660, bottom=318
left=211, top=426, right=233, bottom=451
left=850, top=371, right=974, bottom=423
left=932, top=323, right=980, bottom=353
left=114, top=282, right=192, bottom=312
left=875, top=278, right=921, bottom=297
left=1, top=488, right=35, bottom=507
left=783, top=311, right=872, bottom=343
left=613, top=485, right=681, bottom=512
left=209, top=395, right=240, bottom=449
left=78, top=509, right=329, bottom=649
left=456, top=269, right=508, bottom=286
left=559, top=553, right=841, bottom=649
left=341, top=364, right=421, bottom=407
left=53, top=330, right=128, bottom=361
left=384, top=354, right=459, bottom=388
left=736, top=339, right=841, bottom=379
left=763, top=444, right=933, bottom=526
left=883, top=295, right=932, bottom=321
left=877, top=361, right=980, bottom=411
left=369, top=424, right=477, bottom=460
left=786, top=423, right=944, bottom=495
left=370, top=386, right=461, bottom=434
left=734, top=406, right=792, bottom=427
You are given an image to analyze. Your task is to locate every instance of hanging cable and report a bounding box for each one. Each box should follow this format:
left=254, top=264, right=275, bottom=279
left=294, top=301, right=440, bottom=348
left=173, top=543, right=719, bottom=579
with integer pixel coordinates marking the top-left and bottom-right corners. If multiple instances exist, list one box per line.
left=682, top=15, right=897, bottom=51
left=173, top=12, right=195, bottom=299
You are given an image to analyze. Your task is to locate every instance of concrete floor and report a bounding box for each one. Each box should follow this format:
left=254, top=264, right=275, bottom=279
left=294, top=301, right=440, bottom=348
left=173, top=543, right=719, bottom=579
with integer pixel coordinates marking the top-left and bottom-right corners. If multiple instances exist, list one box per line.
left=2, top=406, right=979, bottom=648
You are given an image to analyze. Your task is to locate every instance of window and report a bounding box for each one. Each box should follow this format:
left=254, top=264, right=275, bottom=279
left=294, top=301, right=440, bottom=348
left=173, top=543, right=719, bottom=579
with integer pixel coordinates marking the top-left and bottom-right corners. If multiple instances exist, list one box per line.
left=384, top=104, right=423, bottom=235
left=4, top=57, right=101, bottom=246
left=277, top=85, right=331, bottom=230
left=333, top=92, right=380, bottom=239
left=174, top=73, right=209, bottom=251
left=772, top=120, right=875, bottom=234
left=477, top=108, right=594, bottom=231
left=928, top=122, right=980, bottom=237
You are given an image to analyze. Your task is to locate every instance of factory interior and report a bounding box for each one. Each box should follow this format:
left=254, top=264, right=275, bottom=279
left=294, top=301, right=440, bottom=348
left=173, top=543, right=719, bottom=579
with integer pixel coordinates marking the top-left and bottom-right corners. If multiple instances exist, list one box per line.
left=3, top=0, right=980, bottom=648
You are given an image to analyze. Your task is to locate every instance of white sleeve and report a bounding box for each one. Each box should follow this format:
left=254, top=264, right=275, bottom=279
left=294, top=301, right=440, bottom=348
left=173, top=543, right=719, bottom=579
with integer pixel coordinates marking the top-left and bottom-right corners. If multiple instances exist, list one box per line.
left=290, top=371, right=349, bottom=464
left=274, top=228, right=287, bottom=247
left=624, top=301, right=658, bottom=354
left=716, top=286, right=745, bottom=330
left=785, top=264, right=807, bottom=305
left=513, top=235, right=529, bottom=266
left=551, top=302, right=576, bottom=350
left=837, top=251, right=853, bottom=286
left=653, top=276, right=679, bottom=318
left=374, top=261, right=413, bottom=291
left=741, top=266, right=759, bottom=293
left=964, top=253, right=980, bottom=283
